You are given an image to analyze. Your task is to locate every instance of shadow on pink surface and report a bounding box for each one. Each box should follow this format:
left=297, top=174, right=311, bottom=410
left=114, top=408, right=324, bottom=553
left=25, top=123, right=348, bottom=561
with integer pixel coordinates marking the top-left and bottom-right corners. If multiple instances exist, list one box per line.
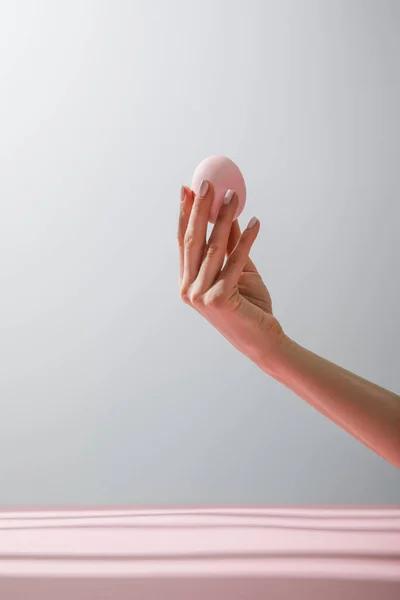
left=2, top=577, right=400, bottom=600
left=0, top=507, right=399, bottom=599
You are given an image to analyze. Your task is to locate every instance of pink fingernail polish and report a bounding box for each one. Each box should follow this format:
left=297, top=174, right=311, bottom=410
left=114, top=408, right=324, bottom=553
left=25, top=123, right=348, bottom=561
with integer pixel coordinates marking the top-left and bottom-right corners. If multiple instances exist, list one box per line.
left=199, top=179, right=209, bottom=197
left=247, top=217, right=258, bottom=229
left=224, top=189, right=234, bottom=205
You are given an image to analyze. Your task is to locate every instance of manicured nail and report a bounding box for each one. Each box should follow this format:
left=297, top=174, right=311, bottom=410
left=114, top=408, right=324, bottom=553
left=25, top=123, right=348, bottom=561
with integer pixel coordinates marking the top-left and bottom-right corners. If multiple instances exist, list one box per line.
left=180, top=185, right=186, bottom=202
left=223, top=189, right=235, bottom=205
left=246, top=217, right=258, bottom=229
left=199, top=179, right=209, bottom=198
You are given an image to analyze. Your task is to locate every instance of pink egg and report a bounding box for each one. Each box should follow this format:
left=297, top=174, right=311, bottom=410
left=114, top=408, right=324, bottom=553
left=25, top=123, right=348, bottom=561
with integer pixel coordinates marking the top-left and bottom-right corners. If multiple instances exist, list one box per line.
left=191, top=155, right=246, bottom=223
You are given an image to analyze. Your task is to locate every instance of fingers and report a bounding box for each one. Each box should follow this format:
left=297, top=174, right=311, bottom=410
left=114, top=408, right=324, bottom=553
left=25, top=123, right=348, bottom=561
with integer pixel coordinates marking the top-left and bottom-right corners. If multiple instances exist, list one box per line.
left=219, top=217, right=260, bottom=287
left=195, top=190, right=239, bottom=292
left=178, top=185, right=194, bottom=282
left=227, top=219, right=241, bottom=255
left=178, top=181, right=260, bottom=307
left=181, top=179, right=213, bottom=288
left=227, top=219, right=258, bottom=273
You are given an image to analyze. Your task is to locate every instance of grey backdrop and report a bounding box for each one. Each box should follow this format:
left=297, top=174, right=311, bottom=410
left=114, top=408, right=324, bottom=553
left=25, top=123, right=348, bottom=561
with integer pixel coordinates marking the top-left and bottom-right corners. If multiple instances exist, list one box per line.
left=0, top=0, right=399, bottom=504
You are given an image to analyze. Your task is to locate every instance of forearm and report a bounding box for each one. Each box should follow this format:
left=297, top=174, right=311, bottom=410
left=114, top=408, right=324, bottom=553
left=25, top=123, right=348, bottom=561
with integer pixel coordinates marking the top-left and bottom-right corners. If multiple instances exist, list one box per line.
left=262, top=335, right=400, bottom=468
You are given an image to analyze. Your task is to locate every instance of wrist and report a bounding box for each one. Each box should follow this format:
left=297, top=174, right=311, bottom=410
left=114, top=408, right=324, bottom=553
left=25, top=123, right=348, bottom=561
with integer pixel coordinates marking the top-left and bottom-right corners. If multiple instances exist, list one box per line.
left=257, top=328, right=297, bottom=379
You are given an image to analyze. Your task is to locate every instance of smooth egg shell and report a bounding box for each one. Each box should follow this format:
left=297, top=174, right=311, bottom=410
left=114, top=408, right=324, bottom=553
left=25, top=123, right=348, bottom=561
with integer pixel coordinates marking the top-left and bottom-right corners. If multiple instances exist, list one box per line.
left=191, top=155, right=246, bottom=223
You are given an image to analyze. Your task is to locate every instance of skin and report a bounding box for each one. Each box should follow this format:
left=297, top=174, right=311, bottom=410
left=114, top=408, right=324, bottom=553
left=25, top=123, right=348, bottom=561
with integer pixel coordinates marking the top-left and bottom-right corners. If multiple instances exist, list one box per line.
left=178, top=180, right=400, bottom=469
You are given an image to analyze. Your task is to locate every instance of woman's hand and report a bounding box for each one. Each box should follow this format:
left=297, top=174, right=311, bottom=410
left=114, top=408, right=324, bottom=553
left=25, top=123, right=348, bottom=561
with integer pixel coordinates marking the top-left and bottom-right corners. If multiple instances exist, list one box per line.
left=178, top=179, right=400, bottom=468
left=178, top=180, right=284, bottom=366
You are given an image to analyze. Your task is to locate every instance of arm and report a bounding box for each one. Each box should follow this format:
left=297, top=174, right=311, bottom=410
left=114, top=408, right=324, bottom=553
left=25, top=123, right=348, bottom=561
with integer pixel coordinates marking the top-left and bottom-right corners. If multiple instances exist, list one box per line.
left=264, top=336, right=400, bottom=468
left=178, top=181, right=400, bottom=468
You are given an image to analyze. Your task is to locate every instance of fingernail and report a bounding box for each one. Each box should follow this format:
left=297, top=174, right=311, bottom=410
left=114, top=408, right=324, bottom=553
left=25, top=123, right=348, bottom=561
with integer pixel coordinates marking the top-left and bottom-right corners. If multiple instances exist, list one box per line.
left=246, top=217, right=258, bottom=229
left=223, top=189, right=235, bottom=205
left=199, top=179, right=209, bottom=198
left=180, top=185, right=186, bottom=202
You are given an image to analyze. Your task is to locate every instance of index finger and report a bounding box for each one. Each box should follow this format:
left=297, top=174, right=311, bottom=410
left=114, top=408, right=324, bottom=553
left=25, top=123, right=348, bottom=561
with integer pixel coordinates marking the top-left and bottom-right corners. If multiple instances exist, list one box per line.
left=178, top=185, right=194, bottom=283
left=181, top=180, right=214, bottom=288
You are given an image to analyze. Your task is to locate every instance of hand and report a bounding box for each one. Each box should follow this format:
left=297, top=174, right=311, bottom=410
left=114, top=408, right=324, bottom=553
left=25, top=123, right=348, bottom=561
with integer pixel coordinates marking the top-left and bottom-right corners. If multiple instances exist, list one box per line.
left=178, top=180, right=284, bottom=366
left=178, top=180, right=400, bottom=469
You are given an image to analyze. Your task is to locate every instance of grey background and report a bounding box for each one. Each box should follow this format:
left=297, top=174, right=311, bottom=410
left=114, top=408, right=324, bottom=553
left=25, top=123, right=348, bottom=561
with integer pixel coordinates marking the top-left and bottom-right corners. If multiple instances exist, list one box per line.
left=0, top=0, right=399, bottom=505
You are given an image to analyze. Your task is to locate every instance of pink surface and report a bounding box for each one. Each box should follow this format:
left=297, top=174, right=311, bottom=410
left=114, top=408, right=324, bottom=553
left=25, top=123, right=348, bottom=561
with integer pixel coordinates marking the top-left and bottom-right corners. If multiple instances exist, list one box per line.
left=0, top=507, right=399, bottom=599
left=191, top=155, right=246, bottom=223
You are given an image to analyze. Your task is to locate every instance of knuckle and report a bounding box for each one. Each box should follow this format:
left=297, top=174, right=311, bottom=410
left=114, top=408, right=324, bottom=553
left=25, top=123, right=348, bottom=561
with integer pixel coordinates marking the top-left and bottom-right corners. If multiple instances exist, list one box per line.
left=190, top=290, right=203, bottom=306
left=204, top=291, right=225, bottom=309
left=206, top=242, right=221, bottom=257
left=184, top=231, right=196, bottom=249
left=180, top=284, right=205, bottom=307
left=179, top=286, right=190, bottom=304
left=228, top=253, right=242, bottom=268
